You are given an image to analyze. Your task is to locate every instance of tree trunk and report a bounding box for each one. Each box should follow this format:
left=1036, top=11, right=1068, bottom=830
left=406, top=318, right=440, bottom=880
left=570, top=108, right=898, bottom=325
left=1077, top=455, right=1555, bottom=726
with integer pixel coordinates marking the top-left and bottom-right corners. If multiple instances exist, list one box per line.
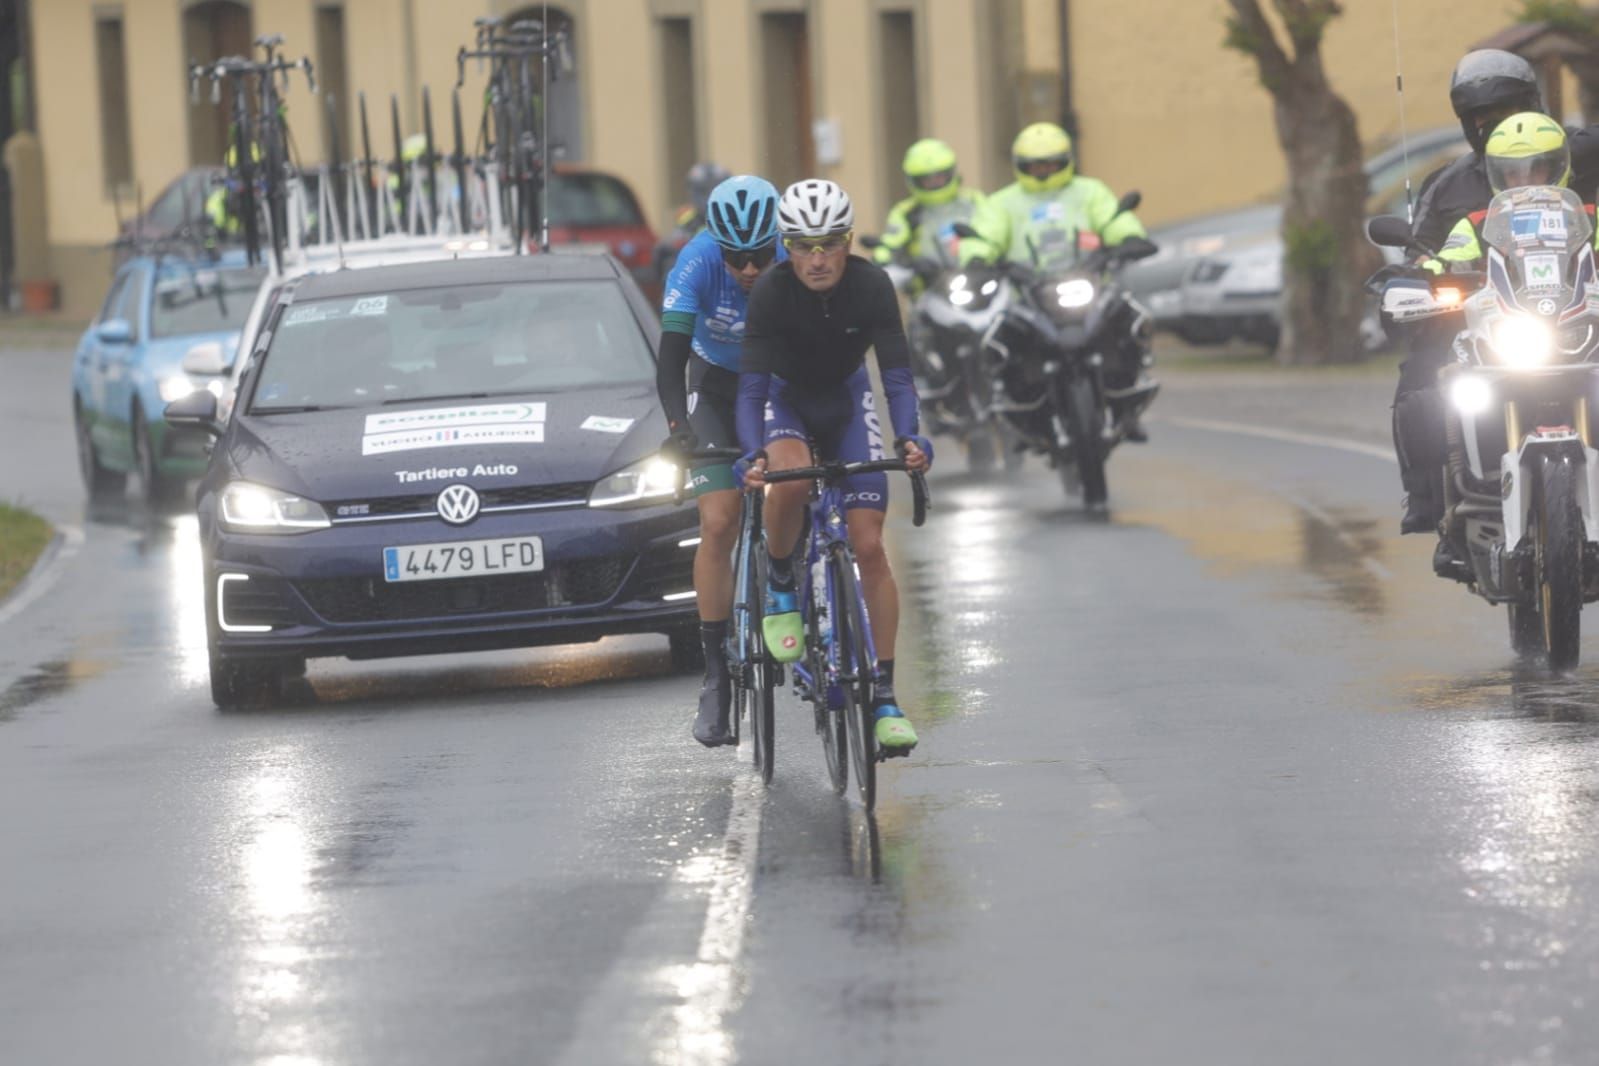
left=1273, top=71, right=1379, bottom=365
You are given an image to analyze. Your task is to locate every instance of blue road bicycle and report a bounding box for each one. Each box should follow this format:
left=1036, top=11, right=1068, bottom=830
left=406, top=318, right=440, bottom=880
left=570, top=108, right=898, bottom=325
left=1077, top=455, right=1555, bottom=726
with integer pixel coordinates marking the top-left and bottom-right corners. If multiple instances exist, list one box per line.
left=763, top=455, right=930, bottom=811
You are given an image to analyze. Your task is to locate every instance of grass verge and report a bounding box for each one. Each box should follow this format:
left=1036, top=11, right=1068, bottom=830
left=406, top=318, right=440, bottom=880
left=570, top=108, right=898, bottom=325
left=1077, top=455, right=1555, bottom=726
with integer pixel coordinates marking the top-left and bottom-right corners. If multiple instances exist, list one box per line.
left=0, top=503, right=53, bottom=601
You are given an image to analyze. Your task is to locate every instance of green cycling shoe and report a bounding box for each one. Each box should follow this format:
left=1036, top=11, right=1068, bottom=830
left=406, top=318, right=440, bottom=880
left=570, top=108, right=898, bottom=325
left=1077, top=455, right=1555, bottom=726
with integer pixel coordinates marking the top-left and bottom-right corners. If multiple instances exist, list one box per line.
left=874, top=704, right=918, bottom=751
left=762, top=587, right=805, bottom=663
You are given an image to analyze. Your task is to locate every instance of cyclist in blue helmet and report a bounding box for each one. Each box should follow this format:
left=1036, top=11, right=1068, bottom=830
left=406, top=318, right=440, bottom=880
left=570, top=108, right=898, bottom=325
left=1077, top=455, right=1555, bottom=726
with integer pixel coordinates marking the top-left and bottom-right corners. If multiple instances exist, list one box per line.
left=659, top=174, right=787, bottom=747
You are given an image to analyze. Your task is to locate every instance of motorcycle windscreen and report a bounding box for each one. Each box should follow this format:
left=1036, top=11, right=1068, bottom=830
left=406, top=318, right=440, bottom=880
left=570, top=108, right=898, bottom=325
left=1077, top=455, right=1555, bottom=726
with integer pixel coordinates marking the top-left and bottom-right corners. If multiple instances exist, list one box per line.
left=1480, top=186, right=1593, bottom=310
left=1015, top=201, right=1099, bottom=271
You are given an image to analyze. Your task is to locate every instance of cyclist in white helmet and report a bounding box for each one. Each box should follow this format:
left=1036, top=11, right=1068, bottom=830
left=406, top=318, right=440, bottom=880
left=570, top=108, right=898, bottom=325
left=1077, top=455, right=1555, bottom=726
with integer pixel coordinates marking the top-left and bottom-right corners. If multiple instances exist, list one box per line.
left=736, top=179, right=933, bottom=753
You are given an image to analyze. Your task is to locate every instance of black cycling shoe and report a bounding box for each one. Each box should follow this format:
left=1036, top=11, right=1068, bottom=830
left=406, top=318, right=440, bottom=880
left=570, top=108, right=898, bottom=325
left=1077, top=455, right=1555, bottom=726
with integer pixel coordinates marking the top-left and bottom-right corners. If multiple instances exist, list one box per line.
left=692, top=674, right=734, bottom=747
left=1123, top=418, right=1149, bottom=444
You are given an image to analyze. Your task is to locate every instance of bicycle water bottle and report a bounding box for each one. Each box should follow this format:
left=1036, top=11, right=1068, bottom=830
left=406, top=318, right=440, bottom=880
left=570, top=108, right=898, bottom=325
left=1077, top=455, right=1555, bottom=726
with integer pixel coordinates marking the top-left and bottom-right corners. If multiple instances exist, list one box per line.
left=811, top=558, right=830, bottom=641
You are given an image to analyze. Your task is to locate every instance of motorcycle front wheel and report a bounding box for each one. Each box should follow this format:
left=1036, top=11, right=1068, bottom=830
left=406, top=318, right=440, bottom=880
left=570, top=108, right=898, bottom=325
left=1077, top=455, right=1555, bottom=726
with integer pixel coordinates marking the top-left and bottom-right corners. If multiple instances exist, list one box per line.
left=1061, top=377, right=1108, bottom=506
left=1534, top=454, right=1584, bottom=671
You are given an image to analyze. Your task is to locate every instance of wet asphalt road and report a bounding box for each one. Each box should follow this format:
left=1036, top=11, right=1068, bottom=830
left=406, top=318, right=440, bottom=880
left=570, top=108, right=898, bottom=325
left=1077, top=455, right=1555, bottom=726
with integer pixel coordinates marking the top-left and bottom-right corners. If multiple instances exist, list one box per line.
left=7, top=344, right=1599, bottom=1065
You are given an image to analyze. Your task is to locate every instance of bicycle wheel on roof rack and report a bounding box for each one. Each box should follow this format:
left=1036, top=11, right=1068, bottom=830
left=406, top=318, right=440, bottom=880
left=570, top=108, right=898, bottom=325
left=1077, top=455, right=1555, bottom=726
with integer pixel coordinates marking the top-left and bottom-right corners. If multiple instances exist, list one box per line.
left=359, top=91, right=377, bottom=237
left=451, top=88, right=468, bottom=232
left=422, top=85, right=439, bottom=231
left=325, top=91, right=346, bottom=239
left=262, top=111, right=289, bottom=272
left=389, top=94, right=406, bottom=233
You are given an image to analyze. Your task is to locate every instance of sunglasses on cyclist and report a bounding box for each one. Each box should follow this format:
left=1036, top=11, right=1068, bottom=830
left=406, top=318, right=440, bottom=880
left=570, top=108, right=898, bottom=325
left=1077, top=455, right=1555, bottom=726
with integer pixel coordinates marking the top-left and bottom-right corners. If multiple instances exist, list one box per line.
left=721, top=242, right=778, bottom=270
left=783, top=232, right=852, bottom=257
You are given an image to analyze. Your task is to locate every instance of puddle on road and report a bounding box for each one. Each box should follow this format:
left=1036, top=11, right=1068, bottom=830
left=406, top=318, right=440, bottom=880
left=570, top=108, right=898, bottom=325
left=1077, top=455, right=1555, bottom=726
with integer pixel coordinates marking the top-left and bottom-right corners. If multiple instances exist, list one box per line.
left=0, top=658, right=110, bottom=722
left=1112, top=457, right=1397, bottom=619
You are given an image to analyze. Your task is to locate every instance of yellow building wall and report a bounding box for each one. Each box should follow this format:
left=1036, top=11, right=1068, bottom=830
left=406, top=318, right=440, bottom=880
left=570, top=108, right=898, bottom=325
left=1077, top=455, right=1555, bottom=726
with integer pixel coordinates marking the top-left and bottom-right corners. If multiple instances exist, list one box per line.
left=1067, top=0, right=1524, bottom=226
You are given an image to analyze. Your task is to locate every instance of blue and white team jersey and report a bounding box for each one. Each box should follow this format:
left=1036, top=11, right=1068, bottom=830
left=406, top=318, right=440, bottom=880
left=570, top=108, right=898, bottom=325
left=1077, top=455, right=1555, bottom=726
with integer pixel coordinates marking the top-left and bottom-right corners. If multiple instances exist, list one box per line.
left=660, top=230, right=787, bottom=372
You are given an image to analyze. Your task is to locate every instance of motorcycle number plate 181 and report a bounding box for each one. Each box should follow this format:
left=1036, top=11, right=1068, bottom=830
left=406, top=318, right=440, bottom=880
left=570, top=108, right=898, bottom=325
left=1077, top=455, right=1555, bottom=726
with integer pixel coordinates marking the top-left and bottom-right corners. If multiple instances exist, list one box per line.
left=382, top=537, right=544, bottom=582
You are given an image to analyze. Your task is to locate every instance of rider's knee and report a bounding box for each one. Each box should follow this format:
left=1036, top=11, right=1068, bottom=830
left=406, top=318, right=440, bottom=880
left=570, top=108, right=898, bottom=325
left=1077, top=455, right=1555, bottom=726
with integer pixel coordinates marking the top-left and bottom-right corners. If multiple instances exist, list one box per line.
left=850, top=524, right=889, bottom=574
left=767, top=479, right=809, bottom=512
left=697, top=500, right=739, bottom=546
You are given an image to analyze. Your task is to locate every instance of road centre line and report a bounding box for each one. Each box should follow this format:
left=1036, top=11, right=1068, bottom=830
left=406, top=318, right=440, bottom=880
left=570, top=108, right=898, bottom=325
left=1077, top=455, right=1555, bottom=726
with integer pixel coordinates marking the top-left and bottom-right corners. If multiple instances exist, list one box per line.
left=1165, top=415, right=1398, bottom=464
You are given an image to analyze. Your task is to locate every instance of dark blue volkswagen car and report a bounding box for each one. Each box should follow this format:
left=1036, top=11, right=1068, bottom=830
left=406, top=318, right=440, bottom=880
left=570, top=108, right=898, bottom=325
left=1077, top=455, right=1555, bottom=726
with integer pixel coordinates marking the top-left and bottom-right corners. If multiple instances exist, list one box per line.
left=167, top=254, right=700, bottom=706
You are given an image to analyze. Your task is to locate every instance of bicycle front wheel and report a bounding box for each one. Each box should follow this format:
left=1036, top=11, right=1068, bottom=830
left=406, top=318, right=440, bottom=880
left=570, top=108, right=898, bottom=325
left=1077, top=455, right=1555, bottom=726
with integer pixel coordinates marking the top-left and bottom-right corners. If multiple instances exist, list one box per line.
left=831, top=547, right=876, bottom=811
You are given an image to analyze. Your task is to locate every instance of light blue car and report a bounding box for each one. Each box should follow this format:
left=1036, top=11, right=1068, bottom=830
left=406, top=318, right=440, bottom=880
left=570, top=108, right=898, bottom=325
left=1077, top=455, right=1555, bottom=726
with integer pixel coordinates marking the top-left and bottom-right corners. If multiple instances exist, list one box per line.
left=72, top=250, right=265, bottom=502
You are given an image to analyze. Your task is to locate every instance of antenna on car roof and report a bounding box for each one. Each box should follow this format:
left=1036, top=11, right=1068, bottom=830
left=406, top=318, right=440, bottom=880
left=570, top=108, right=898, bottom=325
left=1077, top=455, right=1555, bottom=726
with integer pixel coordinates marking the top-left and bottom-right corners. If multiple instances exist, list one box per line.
left=1390, top=0, right=1415, bottom=225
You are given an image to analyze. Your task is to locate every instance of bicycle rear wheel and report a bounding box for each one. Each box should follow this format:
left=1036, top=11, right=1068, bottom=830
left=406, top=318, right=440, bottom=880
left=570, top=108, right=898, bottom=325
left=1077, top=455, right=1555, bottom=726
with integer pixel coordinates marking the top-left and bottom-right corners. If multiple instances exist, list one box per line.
left=831, top=547, right=876, bottom=811
left=746, top=551, right=775, bottom=783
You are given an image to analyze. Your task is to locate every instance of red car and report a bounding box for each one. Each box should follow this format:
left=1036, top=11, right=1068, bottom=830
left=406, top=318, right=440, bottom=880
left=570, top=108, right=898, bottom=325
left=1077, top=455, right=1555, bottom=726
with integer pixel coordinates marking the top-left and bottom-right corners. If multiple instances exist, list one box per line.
left=546, top=164, right=661, bottom=301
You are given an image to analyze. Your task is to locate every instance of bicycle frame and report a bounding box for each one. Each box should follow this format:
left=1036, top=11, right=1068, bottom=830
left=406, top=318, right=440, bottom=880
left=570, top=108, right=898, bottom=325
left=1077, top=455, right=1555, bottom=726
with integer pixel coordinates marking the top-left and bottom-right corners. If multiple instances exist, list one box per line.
left=791, top=484, right=879, bottom=711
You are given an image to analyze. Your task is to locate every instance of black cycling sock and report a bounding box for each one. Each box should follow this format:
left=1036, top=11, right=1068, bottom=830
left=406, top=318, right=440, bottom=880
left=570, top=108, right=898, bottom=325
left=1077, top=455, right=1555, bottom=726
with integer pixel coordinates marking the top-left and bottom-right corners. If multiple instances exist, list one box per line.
left=873, top=659, right=898, bottom=710
left=700, top=620, right=728, bottom=679
left=768, top=552, right=796, bottom=593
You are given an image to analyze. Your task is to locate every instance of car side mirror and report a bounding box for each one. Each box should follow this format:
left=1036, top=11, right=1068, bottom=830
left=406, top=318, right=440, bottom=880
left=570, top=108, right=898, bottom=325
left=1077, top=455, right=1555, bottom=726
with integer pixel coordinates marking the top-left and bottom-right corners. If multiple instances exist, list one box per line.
left=165, top=390, right=222, bottom=437
left=1115, top=190, right=1142, bottom=216
left=858, top=234, right=883, bottom=251
left=96, top=318, right=133, bottom=345
left=182, top=340, right=228, bottom=376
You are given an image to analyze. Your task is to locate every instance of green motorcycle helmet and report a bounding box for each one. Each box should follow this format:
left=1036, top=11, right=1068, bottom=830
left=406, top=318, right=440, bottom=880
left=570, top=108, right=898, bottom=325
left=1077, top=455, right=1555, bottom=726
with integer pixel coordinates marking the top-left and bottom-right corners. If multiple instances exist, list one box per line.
left=1012, top=122, right=1075, bottom=194
left=903, top=138, right=961, bottom=206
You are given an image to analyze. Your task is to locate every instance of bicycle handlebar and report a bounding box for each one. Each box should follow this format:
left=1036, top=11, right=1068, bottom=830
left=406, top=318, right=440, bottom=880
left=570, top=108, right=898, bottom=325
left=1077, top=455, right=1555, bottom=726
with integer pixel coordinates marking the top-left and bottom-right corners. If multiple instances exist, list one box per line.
left=761, top=459, right=931, bottom=528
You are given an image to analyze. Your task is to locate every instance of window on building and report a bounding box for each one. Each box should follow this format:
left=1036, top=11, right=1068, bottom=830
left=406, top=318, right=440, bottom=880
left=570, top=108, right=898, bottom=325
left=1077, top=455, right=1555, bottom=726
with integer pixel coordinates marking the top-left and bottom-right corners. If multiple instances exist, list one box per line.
left=315, top=5, right=348, bottom=164
left=878, top=9, right=920, bottom=205
left=94, top=13, right=133, bottom=195
left=658, top=16, right=698, bottom=218
left=184, top=0, right=254, bottom=165
left=760, top=11, right=815, bottom=189
left=506, top=5, right=583, bottom=161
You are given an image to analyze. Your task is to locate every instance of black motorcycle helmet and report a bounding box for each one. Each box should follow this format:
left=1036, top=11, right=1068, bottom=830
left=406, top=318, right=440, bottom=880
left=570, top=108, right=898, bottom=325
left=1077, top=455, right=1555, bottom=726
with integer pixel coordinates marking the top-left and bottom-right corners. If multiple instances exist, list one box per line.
left=1450, top=49, right=1543, bottom=155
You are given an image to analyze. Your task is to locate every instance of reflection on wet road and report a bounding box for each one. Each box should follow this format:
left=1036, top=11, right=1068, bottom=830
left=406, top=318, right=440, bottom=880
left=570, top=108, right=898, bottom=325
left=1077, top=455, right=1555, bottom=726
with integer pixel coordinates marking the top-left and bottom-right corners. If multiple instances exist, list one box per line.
left=12, top=403, right=1599, bottom=1062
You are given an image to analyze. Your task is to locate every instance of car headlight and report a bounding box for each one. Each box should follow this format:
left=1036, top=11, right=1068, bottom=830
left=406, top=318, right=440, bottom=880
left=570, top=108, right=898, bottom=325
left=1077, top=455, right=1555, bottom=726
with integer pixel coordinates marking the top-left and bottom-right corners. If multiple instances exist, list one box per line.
left=160, top=376, right=226, bottom=404
left=1449, top=374, right=1494, bottom=416
left=1492, top=315, right=1554, bottom=368
left=1056, top=279, right=1096, bottom=308
left=589, top=455, right=682, bottom=508
left=160, top=375, right=196, bottom=403
left=219, top=481, right=331, bottom=532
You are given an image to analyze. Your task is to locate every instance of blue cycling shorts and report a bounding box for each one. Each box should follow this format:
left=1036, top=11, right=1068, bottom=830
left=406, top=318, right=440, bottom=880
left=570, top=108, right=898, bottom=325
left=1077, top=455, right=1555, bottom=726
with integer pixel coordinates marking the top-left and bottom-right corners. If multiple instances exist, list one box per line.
left=763, top=367, right=889, bottom=512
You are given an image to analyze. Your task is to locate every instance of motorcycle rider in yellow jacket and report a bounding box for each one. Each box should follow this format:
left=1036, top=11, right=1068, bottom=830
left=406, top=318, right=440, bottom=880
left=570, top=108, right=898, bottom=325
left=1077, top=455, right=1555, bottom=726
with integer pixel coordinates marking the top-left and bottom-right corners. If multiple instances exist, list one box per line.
left=875, top=138, right=984, bottom=278
left=961, top=122, right=1155, bottom=440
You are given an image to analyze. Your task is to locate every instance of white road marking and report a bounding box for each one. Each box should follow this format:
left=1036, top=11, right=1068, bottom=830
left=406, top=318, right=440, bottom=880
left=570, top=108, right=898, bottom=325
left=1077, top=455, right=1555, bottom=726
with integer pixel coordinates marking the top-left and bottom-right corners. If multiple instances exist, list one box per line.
left=1166, top=415, right=1397, bottom=464
left=0, top=524, right=84, bottom=628
left=659, top=772, right=764, bottom=1066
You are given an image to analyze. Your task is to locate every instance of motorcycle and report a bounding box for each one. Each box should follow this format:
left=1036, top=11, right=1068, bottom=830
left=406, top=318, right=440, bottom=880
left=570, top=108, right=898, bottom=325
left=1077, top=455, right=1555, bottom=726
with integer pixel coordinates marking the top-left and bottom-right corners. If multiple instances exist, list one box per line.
left=951, top=192, right=1159, bottom=507
left=867, top=232, right=1019, bottom=473
left=1368, top=185, right=1599, bottom=669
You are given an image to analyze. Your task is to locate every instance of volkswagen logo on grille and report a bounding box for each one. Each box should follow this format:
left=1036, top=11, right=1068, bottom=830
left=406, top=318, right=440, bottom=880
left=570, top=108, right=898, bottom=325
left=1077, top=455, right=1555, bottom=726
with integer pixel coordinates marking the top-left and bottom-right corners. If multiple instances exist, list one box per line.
left=436, top=484, right=481, bottom=526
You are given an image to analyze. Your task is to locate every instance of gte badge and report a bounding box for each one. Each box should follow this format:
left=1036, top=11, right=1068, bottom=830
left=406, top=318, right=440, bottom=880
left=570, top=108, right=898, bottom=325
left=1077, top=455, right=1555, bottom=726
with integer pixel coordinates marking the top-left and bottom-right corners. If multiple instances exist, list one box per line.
left=436, top=484, right=481, bottom=525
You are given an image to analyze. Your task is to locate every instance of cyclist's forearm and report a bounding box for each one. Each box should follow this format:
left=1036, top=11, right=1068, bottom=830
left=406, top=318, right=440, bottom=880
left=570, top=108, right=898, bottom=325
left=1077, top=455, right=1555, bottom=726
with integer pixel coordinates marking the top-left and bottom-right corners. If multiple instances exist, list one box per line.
left=656, top=326, right=693, bottom=431
left=736, top=372, right=772, bottom=454
left=880, top=366, right=921, bottom=440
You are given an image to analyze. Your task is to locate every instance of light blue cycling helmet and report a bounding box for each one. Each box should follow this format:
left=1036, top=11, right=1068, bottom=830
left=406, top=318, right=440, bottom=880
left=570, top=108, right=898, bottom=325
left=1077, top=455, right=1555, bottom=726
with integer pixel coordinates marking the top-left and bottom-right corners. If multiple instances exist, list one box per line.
left=705, top=175, right=780, bottom=251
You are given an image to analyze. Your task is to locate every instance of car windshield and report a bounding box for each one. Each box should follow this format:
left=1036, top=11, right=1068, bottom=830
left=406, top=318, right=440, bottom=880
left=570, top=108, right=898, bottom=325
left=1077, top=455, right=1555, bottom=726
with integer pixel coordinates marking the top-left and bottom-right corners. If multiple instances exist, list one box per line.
left=250, top=279, right=653, bottom=412
left=150, top=265, right=265, bottom=338
left=548, top=173, right=644, bottom=227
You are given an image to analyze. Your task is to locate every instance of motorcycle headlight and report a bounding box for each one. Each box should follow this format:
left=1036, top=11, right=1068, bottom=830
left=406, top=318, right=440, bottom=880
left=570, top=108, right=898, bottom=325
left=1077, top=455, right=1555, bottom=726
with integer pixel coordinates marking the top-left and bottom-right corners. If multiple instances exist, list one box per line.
left=589, top=455, right=682, bottom=508
left=1492, top=315, right=1554, bottom=368
left=1056, top=279, right=1096, bottom=309
left=1449, top=374, right=1494, bottom=416
left=219, top=481, right=331, bottom=533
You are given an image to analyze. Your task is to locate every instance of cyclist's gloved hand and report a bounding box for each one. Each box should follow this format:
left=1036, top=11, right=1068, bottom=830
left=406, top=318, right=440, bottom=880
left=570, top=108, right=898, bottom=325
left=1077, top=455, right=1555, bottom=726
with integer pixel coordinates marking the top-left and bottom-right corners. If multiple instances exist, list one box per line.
left=660, top=427, right=698, bottom=464
left=734, top=449, right=767, bottom=490
left=896, top=435, right=934, bottom=473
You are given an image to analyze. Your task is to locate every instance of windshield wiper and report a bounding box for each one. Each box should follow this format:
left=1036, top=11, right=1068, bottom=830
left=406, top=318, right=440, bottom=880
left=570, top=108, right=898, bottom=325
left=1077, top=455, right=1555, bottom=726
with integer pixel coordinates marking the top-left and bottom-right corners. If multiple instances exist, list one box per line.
left=381, top=390, right=529, bottom=405
left=249, top=404, right=347, bottom=414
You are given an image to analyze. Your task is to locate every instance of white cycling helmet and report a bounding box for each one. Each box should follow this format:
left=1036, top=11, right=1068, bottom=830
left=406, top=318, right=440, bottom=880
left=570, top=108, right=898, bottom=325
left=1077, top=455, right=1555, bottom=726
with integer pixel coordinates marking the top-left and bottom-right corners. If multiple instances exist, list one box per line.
left=777, top=179, right=854, bottom=237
